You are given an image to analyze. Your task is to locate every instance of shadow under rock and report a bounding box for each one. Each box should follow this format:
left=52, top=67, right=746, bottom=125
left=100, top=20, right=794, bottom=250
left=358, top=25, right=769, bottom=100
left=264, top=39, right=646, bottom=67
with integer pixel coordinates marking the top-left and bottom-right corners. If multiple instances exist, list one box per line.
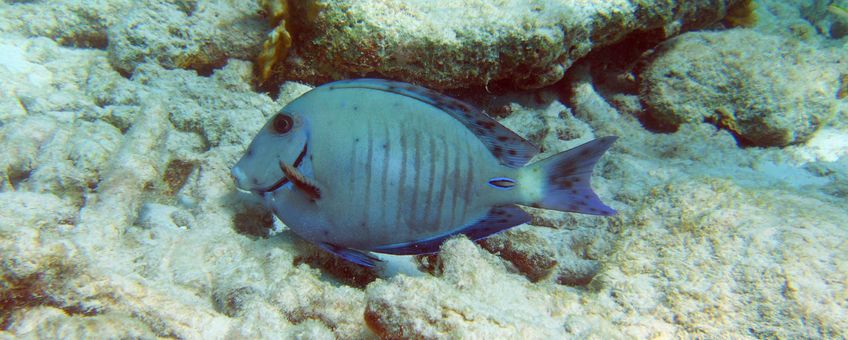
left=558, top=26, right=678, bottom=135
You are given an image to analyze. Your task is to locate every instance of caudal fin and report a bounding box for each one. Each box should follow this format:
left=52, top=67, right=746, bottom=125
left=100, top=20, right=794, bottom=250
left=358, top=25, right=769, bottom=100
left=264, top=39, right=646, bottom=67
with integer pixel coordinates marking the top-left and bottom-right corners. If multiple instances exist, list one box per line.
left=530, top=137, right=617, bottom=216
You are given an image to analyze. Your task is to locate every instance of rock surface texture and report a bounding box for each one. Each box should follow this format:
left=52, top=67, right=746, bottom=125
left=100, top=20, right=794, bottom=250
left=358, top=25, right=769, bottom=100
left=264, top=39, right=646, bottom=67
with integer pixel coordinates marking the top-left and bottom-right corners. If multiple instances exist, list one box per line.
left=640, top=29, right=847, bottom=146
left=262, top=0, right=749, bottom=89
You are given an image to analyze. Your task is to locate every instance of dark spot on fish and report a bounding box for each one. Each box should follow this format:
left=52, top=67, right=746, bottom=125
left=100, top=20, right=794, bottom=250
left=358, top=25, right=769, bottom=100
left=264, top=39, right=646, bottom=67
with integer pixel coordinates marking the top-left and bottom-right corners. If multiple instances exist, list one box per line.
left=584, top=194, right=591, bottom=199
left=577, top=201, right=587, bottom=206
left=323, top=230, right=329, bottom=236
left=580, top=148, right=591, bottom=156
left=497, top=136, right=509, bottom=142
left=561, top=180, right=573, bottom=188
left=382, top=143, right=388, bottom=149
left=476, top=120, right=496, bottom=130
left=589, top=207, right=598, bottom=212
left=530, top=203, right=541, bottom=208
left=393, top=102, right=401, bottom=108
left=493, top=145, right=503, bottom=157
left=497, top=219, right=508, bottom=223
left=571, top=189, right=579, bottom=194
left=507, top=149, right=516, bottom=156
left=573, top=177, right=581, bottom=183
left=245, top=148, right=254, bottom=157
left=569, top=204, right=578, bottom=210
left=355, top=138, right=360, bottom=142
left=252, top=178, right=259, bottom=185
left=353, top=105, right=359, bottom=111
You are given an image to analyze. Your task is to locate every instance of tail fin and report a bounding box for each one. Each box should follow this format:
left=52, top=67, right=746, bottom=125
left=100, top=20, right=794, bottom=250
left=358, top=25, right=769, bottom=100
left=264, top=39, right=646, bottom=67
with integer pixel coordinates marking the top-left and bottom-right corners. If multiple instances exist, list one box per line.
left=530, top=136, right=617, bottom=216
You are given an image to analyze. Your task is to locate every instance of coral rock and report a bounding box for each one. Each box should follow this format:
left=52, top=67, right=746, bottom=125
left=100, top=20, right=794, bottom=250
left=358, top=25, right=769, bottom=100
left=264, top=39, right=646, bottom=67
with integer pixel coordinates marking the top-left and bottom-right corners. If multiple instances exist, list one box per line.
left=639, top=29, right=845, bottom=147
left=105, top=1, right=265, bottom=75
left=262, top=0, right=749, bottom=90
left=479, top=228, right=558, bottom=282
left=364, top=237, right=573, bottom=338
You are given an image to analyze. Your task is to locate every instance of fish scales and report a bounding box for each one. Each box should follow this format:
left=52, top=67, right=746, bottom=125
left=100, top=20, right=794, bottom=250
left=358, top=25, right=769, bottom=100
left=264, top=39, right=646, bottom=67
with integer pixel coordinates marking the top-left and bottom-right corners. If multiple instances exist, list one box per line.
left=309, top=94, right=495, bottom=247
left=232, top=79, right=618, bottom=267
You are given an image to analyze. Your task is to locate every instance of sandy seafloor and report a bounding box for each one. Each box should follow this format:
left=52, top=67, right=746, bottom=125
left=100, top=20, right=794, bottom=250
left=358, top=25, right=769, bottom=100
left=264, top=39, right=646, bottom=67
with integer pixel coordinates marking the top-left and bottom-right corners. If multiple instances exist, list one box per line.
left=0, top=0, right=847, bottom=338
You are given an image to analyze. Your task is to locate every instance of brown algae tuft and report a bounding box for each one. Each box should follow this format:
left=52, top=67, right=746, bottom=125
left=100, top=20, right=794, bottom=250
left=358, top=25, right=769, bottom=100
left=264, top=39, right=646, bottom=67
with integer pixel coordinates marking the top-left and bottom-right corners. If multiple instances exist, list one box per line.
left=724, top=0, right=758, bottom=28
left=257, top=0, right=326, bottom=84
left=257, top=0, right=293, bottom=82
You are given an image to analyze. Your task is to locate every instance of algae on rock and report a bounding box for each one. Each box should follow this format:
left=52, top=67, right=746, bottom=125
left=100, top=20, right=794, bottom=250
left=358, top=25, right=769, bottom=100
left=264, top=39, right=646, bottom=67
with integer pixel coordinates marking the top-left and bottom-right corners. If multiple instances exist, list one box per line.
left=258, top=0, right=750, bottom=90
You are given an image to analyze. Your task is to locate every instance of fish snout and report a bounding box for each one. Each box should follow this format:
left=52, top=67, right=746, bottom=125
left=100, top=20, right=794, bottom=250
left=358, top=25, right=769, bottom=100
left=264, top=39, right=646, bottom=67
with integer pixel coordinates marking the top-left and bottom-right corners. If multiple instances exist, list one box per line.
left=231, top=165, right=250, bottom=190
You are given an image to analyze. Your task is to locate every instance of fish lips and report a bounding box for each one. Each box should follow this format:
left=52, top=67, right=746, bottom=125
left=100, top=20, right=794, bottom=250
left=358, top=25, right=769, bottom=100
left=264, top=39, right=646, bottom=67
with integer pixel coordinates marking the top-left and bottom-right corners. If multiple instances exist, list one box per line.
left=254, top=142, right=309, bottom=195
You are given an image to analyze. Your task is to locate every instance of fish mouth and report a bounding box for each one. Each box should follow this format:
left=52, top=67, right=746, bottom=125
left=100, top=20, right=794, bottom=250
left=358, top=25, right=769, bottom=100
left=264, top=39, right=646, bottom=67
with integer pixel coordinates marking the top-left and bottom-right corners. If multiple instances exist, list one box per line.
left=256, top=142, right=308, bottom=194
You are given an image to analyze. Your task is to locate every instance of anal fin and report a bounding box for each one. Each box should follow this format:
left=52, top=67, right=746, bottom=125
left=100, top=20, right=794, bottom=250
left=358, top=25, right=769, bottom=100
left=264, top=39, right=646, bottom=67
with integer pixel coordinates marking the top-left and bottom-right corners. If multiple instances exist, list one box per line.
left=461, top=205, right=530, bottom=240
left=319, top=243, right=382, bottom=267
left=372, top=205, right=531, bottom=255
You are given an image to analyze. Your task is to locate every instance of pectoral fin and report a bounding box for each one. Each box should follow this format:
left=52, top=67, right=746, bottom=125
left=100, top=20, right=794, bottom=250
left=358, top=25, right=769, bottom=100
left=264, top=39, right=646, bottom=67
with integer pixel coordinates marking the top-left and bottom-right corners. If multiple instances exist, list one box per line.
left=279, top=160, right=323, bottom=201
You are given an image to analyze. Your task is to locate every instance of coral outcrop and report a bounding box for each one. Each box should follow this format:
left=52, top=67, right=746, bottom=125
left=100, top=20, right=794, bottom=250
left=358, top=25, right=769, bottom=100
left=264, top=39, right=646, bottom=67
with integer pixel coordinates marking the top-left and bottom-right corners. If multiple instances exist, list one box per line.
left=259, top=0, right=748, bottom=90
left=639, top=29, right=846, bottom=147
left=0, top=0, right=266, bottom=76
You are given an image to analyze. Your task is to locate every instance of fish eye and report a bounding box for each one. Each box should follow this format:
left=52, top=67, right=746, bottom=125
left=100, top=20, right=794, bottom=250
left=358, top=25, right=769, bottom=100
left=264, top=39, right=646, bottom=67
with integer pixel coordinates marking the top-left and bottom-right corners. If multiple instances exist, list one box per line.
left=271, top=113, right=294, bottom=134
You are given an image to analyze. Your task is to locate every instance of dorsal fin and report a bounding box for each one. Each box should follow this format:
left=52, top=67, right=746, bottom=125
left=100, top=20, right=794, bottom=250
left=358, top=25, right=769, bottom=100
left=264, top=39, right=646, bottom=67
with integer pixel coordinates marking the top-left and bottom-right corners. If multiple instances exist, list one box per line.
left=322, top=79, right=540, bottom=168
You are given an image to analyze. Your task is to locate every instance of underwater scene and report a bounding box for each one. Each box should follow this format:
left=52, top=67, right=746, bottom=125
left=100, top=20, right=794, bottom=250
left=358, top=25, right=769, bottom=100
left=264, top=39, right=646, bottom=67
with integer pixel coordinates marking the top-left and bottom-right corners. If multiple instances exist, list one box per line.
left=0, top=0, right=846, bottom=338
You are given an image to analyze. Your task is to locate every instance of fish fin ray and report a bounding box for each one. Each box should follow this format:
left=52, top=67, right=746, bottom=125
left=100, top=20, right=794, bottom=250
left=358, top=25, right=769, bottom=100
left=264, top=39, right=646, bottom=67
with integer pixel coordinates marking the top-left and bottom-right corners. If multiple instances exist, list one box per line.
left=318, top=243, right=381, bottom=267
left=371, top=205, right=530, bottom=255
left=529, top=136, right=617, bottom=216
left=323, top=79, right=539, bottom=168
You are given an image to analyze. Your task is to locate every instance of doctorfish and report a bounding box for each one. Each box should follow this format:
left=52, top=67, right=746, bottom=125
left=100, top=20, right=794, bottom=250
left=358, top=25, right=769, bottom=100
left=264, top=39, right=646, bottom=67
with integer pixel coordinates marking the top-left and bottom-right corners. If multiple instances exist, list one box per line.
left=231, top=79, right=617, bottom=267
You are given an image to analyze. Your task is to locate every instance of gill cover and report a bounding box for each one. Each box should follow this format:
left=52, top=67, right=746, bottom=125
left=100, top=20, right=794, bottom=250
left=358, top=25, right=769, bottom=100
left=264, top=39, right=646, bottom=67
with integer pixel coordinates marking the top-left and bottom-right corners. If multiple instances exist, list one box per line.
left=231, top=111, right=309, bottom=193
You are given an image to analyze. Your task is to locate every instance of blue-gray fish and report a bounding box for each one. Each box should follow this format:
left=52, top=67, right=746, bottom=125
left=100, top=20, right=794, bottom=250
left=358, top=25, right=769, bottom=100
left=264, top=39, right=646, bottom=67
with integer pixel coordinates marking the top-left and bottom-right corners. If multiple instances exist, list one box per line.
left=231, top=79, right=616, bottom=267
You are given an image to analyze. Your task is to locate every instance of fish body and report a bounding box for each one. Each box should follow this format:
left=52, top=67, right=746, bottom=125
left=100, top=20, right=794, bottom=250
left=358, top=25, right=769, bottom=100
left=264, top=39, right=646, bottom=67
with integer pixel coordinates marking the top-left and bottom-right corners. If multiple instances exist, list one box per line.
left=232, top=79, right=616, bottom=266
